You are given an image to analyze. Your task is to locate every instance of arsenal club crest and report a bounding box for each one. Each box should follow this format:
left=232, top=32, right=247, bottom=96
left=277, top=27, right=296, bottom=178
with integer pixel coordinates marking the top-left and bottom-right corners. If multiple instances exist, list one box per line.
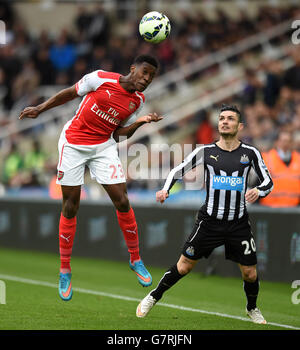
left=129, top=101, right=136, bottom=111
left=57, top=170, right=64, bottom=181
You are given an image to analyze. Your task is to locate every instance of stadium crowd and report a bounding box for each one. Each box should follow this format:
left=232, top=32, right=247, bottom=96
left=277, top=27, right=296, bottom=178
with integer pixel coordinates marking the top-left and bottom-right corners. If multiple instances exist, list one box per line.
left=1, top=2, right=298, bottom=110
left=0, top=2, right=300, bottom=206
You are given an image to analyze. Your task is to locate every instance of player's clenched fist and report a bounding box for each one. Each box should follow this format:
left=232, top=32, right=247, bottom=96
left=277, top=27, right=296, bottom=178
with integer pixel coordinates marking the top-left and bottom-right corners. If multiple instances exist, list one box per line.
left=156, top=190, right=169, bottom=203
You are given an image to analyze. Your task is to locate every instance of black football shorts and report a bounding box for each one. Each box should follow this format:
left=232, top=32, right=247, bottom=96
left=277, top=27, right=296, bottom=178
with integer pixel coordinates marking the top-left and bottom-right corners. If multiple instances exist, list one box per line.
left=182, top=208, right=257, bottom=266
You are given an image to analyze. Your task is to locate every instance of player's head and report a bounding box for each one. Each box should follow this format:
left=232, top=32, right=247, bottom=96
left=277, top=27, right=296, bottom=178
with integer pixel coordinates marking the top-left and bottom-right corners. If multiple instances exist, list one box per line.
left=218, top=104, right=243, bottom=137
left=130, top=55, right=159, bottom=92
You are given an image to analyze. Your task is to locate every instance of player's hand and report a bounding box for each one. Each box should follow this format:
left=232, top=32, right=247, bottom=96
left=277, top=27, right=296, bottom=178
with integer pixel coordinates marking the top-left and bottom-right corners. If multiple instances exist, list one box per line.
left=19, top=106, right=40, bottom=120
left=245, top=188, right=260, bottom=204
left=137, top=113, right=163, bottom=124
left=156, top=190, right=169, bottom=204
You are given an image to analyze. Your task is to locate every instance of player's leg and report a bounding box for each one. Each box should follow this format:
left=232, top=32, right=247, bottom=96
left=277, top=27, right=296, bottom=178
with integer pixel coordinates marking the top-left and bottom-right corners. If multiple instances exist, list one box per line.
left=136, top=255, right=197, bottom=318
left=102, top=182, right=138, bottom=262
left=239, top=263, right=259, bottom=311
left=136, top=211, right=217, bottom=318
left=56, top=136, right=87, bottom=301
left=226, top=217, right=266, bottom=324
left=150, top=255, right=197, bottom=302
left=102, top=182, right=152, bottom=287
left=56, top=137, right=85, bottom=275
left=58, top=185, right=81, bottom=301
left=88, top=140, right=152, bottom=286
left=60, top=185, right=81, bottom=272
left=238, top=264, right=266, bottom=324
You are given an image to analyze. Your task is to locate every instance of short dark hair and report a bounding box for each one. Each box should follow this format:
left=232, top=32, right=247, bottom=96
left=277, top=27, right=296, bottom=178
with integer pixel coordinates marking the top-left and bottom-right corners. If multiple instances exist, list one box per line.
left=220, top=104, right=242, bottom=122
left=133, top=55, right=159, bottom=69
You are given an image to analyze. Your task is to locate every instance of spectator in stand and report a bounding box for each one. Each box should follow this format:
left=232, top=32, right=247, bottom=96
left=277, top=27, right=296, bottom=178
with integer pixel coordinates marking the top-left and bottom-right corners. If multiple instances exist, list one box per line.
left=88, top=45, right=109, bottom=72
left=12, top=59, right=40, bottom=102
left=242, top=68, right=262, bottom=106
left=0, top=43, right=22, bottom=109
left=13, top=23, right=33, bottom=62
left=283, top=48, right=300, bottom=94
left=24, top=139, right=47, bottom=174
left=69, top=58, right=89, bottom=85
left=1, top=142, right=24, bottom=187
left=260, top=131, right=300, bottom=207
left=195, top=110, right=215, bottom=145
left=87, top=4, right=110, bottom=46
left=74, top=5, right=92, bottom=37
left=263, top=59, right=283, bottom=108
left=50, top=30, right=76, bottom=72
left=33, top=47, right=56, bottom=85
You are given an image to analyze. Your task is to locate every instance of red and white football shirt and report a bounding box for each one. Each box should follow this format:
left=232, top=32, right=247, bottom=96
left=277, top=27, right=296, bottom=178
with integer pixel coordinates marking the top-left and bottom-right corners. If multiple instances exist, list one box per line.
left=65, top=70, right=145, bottom=145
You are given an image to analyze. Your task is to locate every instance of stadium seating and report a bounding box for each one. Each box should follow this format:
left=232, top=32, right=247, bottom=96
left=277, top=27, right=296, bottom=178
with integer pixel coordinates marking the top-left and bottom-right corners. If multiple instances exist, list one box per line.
left=0, top=1, right=299, bottom=197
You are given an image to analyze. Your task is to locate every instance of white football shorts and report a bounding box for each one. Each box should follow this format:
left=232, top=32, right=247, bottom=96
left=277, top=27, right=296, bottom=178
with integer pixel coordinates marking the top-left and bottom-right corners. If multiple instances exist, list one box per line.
left=56, top=125, right=126, bottom=186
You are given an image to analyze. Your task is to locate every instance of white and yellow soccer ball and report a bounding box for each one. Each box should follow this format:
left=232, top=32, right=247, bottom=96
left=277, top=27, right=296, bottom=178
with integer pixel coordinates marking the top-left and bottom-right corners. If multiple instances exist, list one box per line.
left=139, top=11, right=171, bottom=44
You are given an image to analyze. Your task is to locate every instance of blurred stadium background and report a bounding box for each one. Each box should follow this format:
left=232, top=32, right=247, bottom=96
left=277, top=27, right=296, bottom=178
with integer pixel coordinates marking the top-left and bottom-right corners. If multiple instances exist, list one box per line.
left=0, top=0, right=300, bottom=313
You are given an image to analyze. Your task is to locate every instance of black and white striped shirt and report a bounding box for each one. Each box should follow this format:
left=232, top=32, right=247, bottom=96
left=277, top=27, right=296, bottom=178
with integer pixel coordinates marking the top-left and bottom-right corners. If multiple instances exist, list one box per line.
left=163, top=142, right=273, bottom=221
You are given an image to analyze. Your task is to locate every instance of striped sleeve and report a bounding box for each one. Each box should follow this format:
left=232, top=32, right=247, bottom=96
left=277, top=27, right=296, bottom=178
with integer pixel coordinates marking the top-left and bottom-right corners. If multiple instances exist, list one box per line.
left=162, top=146, right=204, bottom=193
left=251, top=147, right=273, bottom=198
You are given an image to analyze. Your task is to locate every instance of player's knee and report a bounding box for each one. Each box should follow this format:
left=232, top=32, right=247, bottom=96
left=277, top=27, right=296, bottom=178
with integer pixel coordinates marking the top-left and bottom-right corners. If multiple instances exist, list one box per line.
left=242, top=266, right=257, bottom=282
left=114, top=195, right=130, bottom=212
left=63, top=199, right=79, bottom=218
left=177, top=262, right=193, bottom=275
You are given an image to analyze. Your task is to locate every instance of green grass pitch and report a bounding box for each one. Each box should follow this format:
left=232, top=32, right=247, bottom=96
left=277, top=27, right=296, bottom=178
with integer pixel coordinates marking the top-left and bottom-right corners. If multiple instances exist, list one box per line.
left=0, top=247, right=299, bottom=331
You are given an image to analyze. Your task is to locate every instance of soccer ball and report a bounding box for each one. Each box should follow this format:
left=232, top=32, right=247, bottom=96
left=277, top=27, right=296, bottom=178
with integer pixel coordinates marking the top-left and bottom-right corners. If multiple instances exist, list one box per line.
left=139, top=11, right=171, bottom=44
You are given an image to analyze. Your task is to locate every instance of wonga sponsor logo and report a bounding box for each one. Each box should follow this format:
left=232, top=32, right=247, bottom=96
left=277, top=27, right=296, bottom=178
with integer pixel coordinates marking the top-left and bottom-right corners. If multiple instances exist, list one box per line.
left=212, top=175, right=244, bottom=192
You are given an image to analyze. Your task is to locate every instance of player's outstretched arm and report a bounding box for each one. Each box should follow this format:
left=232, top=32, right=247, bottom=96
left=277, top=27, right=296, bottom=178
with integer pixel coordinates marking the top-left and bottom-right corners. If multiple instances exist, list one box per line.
left=113, top=113, right=163, bottom=141
left=19, top=85, right=79, bottom=120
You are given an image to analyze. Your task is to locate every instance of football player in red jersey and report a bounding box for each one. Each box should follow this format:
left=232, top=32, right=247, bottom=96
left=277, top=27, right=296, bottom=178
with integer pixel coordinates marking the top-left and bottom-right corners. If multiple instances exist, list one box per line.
left=19, top=55, right=162, bottom=301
